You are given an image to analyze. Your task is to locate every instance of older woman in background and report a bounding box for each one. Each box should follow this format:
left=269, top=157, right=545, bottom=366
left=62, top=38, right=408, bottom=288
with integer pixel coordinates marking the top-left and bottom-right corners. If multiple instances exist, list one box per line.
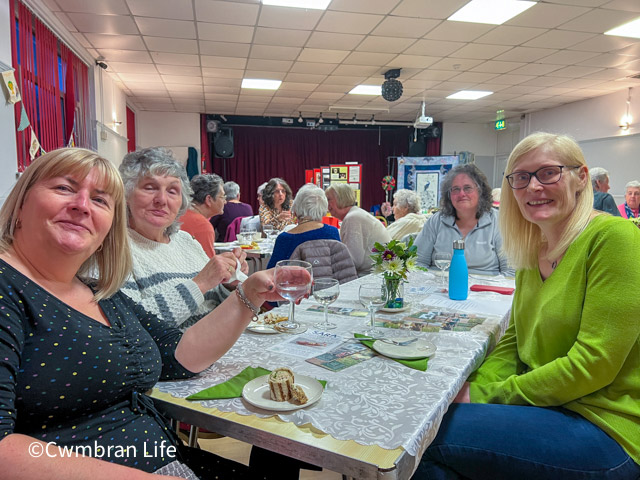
left=267, top=184, right=340, bottom=268
left=0, top=147, right=296, bottom=479
left=210, top=180, right=253, bottom=242
left=325, top=183, right=391, bottom=276
left=415, top=164, right=512, bottom=275
left=386, top=189, right=427, bottom=241
left=259, top=178, right=295, bottom=230
left=180, top=173, right=226, bottom=257
left=618, top=180, right=640, bottom=218
left=415, top=133, right=640, bottom=480
left=120, top=147, right=247, bottom=330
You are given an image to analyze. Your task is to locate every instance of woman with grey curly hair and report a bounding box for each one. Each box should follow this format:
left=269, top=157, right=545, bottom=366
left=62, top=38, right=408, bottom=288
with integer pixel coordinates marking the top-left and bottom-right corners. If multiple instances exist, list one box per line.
left=119, top=147, right=248, bottom=330
left=415, top=163, right=512, bottom=275
left=386, top=189, right=427, bottom=241
left=180, top=174, right=226, bottom=257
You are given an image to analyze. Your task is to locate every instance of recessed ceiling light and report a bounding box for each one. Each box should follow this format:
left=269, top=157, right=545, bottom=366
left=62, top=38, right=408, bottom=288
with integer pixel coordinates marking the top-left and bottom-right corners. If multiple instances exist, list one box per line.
left=261, top=0, right=331, bottom=10
left=605, top=17, right=640, bottom=39
left=448, top=0, right=536, bottom=25
left=447, top=90, right=493, bottom=100
left=349, top=85, right=382, bottom=95
left=241, top=79, right=282, bottom=90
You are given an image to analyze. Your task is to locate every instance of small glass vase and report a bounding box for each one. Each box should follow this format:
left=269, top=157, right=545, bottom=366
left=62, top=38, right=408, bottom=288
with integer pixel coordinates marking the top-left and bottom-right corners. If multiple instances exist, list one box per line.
left=383, top=275, right=404, bottom=309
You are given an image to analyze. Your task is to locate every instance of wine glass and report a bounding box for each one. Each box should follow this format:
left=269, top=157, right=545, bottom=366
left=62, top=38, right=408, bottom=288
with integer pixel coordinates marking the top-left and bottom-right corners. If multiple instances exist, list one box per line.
left=433, top=252, right=452, bottom=289
left=274, top=260, right=313, bottom=334
left=358, top=283, right=386, bottom=335
left=312, top=278, right=340, bottom=330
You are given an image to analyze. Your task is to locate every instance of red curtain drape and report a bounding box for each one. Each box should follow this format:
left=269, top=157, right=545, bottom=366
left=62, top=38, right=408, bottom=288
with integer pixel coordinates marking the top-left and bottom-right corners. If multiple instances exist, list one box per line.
left=126, top=106, right=136, bottom=152
left=10, top=0, right=91, bottom=170
left=208, top=126, right=417, bottom=212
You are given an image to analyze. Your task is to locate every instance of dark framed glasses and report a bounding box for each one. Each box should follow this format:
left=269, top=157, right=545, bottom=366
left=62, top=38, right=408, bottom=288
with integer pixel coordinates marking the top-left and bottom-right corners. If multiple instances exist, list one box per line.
left=505, top=165, right=580, bottom=189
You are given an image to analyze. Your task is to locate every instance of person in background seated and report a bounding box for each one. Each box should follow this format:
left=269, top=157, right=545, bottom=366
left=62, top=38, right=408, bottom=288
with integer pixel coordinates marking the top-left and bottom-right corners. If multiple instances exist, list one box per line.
left=415, top=164, right=512, bottom=276
left=414, top=132, right=640, bottom=480
left=386, top=189, right=427, bottom=241
left=210, top=181, right=253, bottom=242
left=256, top=182, right=267, bottom=209
left=259, top=178, right=295, bottom=231
left=180, top=174, right=227, bottom=257
left=491, top=187, right=501, bottom=209
left=119, top=147, right=248, bottom=330
left=267, top=184, right=340, bottom=268
left=0, top=147, right=299, bottom=479
left=325, top=183, right=391, bottom=276
left=590, top=167, right=620, bottom=216
left=618, top=180, right=640, bottom=218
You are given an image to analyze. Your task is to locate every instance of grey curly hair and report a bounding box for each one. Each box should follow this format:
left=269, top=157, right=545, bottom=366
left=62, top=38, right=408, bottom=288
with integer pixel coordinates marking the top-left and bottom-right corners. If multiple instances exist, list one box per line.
left=224, top=181, right=240, bottom=200
left=440, top=164, right=492, bottom=219
left=393, top=189, right=421, bottom=214
left=119, top=147, right=192, bottom=237
left=292, top=184, right=328, bottom=221
left=191, top=174, right=224, bottom=205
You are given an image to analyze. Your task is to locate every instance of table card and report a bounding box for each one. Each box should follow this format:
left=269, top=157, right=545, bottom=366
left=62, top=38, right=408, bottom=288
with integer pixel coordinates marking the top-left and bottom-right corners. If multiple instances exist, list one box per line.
left=376, top=308, right=491, bottom=332
left=305, top=305, right=368, bottom=317
left=266, top=329, right=345, bottom=358
left=306, top=342, right=375, bottom=372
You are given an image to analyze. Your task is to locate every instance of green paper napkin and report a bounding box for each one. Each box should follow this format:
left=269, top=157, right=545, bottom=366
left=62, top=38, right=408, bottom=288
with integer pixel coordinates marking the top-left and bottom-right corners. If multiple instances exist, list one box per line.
left=187, top=366, right=327, bottom=401
left=354, top=334, right=429, bottom=372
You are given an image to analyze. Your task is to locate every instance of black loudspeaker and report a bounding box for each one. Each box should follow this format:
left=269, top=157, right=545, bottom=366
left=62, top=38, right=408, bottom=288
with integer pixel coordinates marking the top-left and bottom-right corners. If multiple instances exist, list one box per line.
left=424, top=125, right=442, bottom=138
left=408, top=136, right=426, bottom=157
left=214, top=127, right=234, bottom=158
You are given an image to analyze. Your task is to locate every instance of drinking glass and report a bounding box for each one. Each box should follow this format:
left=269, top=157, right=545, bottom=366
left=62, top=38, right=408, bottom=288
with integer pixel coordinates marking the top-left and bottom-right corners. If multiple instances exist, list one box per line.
left=274, top=260, right=313, bottom=334
left=312, top=278, right=340, bottom=330
left=262, top=225, right=276, bottom=248
left=358, top=283, right=386, bottom=335
left=433, top=252, right=452, bottom=289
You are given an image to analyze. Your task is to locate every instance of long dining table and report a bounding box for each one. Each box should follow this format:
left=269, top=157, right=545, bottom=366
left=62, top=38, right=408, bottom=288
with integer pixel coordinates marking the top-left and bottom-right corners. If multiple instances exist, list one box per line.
left=150, top=271, right=515, bottom=479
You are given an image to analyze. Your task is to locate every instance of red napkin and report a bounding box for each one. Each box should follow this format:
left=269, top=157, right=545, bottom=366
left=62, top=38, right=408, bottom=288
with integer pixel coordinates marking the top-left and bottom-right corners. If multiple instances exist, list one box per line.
left=470, top=284, right=514, bottom=295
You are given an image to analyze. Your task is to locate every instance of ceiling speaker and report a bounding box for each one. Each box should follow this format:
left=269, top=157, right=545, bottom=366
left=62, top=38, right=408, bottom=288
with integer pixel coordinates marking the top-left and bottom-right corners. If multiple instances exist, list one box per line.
left=382, top=68, right=403, bottom=102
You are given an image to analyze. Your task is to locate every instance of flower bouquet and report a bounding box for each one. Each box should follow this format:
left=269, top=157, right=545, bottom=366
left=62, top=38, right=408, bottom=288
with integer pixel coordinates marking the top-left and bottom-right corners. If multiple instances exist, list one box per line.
left=630, top=217, right=640, bottom=229
left=370, top=238, right=422, bottom=309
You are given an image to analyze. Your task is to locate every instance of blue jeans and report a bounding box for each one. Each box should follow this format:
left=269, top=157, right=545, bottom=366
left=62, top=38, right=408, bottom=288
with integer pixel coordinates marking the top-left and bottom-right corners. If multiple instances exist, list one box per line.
left=414, top=403, right=640, bottom=480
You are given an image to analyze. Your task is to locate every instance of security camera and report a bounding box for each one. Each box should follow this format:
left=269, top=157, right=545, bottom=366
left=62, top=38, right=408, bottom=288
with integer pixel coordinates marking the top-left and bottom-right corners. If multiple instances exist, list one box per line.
left=96, top=61, right=108, bottom=70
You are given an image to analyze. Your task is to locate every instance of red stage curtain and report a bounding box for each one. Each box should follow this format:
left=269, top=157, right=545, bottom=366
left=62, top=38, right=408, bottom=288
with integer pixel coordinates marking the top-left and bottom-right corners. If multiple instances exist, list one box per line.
left=207, top=126, right=437, bottom=212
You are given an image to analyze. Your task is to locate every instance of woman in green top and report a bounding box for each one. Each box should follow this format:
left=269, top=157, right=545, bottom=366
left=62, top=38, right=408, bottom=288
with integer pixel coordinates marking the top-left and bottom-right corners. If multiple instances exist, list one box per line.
left=414, top=133, right=640, bottom=480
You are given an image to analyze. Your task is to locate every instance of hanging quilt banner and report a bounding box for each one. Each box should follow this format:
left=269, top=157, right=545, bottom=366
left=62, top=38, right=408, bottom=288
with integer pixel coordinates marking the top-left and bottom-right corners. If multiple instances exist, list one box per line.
left=397, top=156, right=460, bottom=212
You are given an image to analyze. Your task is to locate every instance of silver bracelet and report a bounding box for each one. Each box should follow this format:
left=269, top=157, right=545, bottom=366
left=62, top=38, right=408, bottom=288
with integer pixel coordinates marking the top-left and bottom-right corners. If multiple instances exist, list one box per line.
left=235, top=283, right=260, bottom=322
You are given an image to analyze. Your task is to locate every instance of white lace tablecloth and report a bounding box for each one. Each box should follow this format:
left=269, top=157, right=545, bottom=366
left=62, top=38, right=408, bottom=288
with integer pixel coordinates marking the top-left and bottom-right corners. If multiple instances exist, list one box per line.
left=155, top=272, right=515, bottom=457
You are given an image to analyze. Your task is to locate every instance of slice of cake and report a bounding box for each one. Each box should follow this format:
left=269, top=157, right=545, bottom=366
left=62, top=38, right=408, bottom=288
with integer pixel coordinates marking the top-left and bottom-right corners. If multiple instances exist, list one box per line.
left=268, top=367, right=294, bottom=401
left=291, top=384, right=308, bottom=405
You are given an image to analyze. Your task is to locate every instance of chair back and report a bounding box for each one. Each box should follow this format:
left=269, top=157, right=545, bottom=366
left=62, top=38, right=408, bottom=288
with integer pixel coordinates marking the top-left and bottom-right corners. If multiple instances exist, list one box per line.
left=224, top=216, right=246, bottom=242
left=290, top=239, right=358, bottom=284
left=240, top=215, right=261, bottom=232
left=375, top=215, right=388, bottom=227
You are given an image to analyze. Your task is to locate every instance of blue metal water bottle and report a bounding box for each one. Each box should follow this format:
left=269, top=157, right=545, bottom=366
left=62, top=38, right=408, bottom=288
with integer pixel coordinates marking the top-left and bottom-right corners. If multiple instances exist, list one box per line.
left=449, top=239, right=468, bottom=300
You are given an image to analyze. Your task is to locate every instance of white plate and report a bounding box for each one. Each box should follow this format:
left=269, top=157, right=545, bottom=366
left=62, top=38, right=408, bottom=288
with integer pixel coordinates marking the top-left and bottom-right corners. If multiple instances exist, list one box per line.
left=379, top=303, right=411, bottom=313
left=372, top=337, right=437, bottom=360
left=246, top=322, right=280, bottom=334
left=242, top=374, right=323, bottom=411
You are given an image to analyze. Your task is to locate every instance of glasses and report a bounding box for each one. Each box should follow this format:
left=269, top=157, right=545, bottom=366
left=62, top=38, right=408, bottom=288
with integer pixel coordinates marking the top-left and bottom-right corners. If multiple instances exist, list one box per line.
left=449, top=185, right=477, bottom=196
left=505, top=165, right=580, bottom=189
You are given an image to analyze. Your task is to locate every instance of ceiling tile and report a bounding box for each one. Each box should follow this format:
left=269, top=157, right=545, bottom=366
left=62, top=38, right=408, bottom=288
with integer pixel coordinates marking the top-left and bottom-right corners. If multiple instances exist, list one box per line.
left=56, top=0, right=129, bottom=14
left=449, top=72, right=499, bottom=83
left=424, top=21, right=493, bottom=42
left=201, top=56, right=247, bottom=69
left=322, top=75, right=368, bottom=85
left=577, top=53, right=635, bottom=67
left=67, top=13, right=138, bottom=34
left=330, top=65, right=379, bottom=76
left=506, top=3, right=590, bottom=28
left=144, top=37, right=198, bottom=54
left=429, top=57, right=484, bottom=71
left=391, top=0, right=467, bottom=19
left=135, top=18, right=196, bottom=39
left=487, top=74, right=537, bottom=85
left=84, top=33, right=145, bottom=50
left=157, top=65, right=201, bottom=76
left=284, top=73, right=327, bottom=83
left=246, top=58, right=293, bottom=71
left=371, top=17, right=439, bottom=38
left=203, top=78, right=242, bottom=88
left=198, top=23, right=254, bottom=43
left=568, top=34, right=638, bottom=53
left=250, top=45, right=301, bottom=60
left=97, top=49, right=153, bottom=63
left=546, top=65, right=605, bottom=77
left=520, top=76, right=570, bottom=87
left=449, top=44, right=513, bottom=60
left=279, top=82, right=317, bottom=92
left=109, top=62, right=158, bottom=73
left=306, top=31, right=364, bottom=50
left=199, top=41, right=251, bottom=57
left=54, top=12, right=77, bottom=32
left=126, top=0, right=193, bottom=20
left=315, top=11, right=384, bottom=35
left=258, top=6, right=323, bottom=30
left=194, top=0, right=259, bottom=26
left=557, top=8, right=638, bottom=33
left=150, top=52, right=200, bottom=66
left=298, top=48, right=350, bottom=64
left=329, top=0, right=400, bottom=14
left=202, top=68, right=245, bottom=79
left=118, top=73, right=163, bottom=83
left=523, top=30, right=597, bottom=49
left=601, top=0, right=640, bottom=12
left=243, top=70, right=286, bottom=80
left=508, top=63, right=564, bottom=75
left=162, top=75, right=203, bottom=85
left=474, top=26, right=548, bottom=46
left=356, top=36, right=415, bottom=54
left=165, top=84, right=204, bottom=92
left=402, top=39, right=465, bottom=57
left=538, top=50, right=600, bottom=65
left=493, top=46, right=558, bottom=62
left=342, top=52, right=396, bottom=66
left=290, top=62, right=338, bottom=74
left=253, top=27, right=312, bottom=47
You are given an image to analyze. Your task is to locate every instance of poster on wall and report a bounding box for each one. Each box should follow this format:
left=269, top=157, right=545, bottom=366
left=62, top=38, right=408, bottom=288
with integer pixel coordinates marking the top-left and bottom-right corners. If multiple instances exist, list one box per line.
left=348, top=165, right=361, bottom=183
left=330, top=165, right=348, bottom=180
left=397, top=156, right=459, bottom=211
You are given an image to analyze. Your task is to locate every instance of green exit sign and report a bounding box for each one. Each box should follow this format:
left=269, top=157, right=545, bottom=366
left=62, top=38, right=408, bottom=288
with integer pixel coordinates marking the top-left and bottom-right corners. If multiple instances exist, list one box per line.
left=495, top=119, right=506, bottom=130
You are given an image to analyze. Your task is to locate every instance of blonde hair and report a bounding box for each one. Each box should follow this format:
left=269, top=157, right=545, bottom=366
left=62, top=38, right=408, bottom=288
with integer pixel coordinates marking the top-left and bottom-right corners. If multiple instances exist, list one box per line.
left=0, top=148, right=131, bottom=300
left=500, top=132, right=595, bottom=269
left=325, top=183, right=356, bottom=209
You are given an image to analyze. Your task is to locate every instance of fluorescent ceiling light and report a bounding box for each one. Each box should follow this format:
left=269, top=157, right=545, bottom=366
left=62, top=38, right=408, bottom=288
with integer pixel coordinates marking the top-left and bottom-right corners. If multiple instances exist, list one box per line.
left=605, top=17, right=640, bottom=39
left=448, top=0, right=536, bottom=25
left=447, top=90, right=493, bottom=100
left=349, top=85, right=381, bottom=95
left=261, top=0, right=331, bottom=10
left=241, top=79, right=282, bottom=90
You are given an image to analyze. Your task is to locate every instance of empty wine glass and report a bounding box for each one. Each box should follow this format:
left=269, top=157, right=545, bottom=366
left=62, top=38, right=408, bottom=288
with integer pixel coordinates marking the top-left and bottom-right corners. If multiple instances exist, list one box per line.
left=433, top=252, right=452, bottom=289
left=274, top=260, right=313, bottom=334
left=359, top=283, right=386, bottom=335
left=312, top=278, right=340, bottom=330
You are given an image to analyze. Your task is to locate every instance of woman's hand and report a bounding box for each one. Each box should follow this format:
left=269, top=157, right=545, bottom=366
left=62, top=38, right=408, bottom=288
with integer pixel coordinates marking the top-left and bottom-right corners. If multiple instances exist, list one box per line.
left=241, top=268, right=311, bottom=306
left=454, top=382, right=471, bottom=403
left=276, top=210, right=292, bottom=222
left=229, top=248, right=249, bottom=275
left=193, top=253, right=237, bottom=293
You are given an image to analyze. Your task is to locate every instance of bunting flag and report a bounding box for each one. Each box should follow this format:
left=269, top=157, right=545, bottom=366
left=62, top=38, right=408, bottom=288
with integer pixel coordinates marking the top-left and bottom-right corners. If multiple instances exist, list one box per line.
left=1, top=70, right=21, bottom=104
left=29, top=128, right=41, bottom=160
left=67, top=116, right=76, bottom=147
left=17, top=102, right=30, bottom=131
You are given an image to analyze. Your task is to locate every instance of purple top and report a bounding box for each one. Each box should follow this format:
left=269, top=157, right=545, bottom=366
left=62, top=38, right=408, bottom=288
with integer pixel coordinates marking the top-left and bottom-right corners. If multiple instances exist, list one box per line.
left=210, top=201, right=254, bottom=241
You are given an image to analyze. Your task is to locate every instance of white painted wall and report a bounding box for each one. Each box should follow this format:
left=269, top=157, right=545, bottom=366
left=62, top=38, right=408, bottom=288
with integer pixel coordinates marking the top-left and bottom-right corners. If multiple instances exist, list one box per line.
left=441, top=123, right=497, bottom=157
left=0, top=0, right=18, bottom=204
left=94, top=66, right=128, bottom=166
left=136, top=111, right=200, bottom=167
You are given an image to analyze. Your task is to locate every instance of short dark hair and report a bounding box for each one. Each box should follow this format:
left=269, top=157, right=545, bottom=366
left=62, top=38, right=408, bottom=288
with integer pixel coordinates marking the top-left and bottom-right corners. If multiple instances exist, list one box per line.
left=440, top=164, right=492, bottom=219
left=190, top=174, right=224, bottom=205
left=262, top=178, right=292, bottom=210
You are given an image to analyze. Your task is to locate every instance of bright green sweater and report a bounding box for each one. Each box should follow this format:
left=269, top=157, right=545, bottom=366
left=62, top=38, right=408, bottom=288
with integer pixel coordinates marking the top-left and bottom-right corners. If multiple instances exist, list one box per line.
left=469, top=215, right=640, bottom=464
